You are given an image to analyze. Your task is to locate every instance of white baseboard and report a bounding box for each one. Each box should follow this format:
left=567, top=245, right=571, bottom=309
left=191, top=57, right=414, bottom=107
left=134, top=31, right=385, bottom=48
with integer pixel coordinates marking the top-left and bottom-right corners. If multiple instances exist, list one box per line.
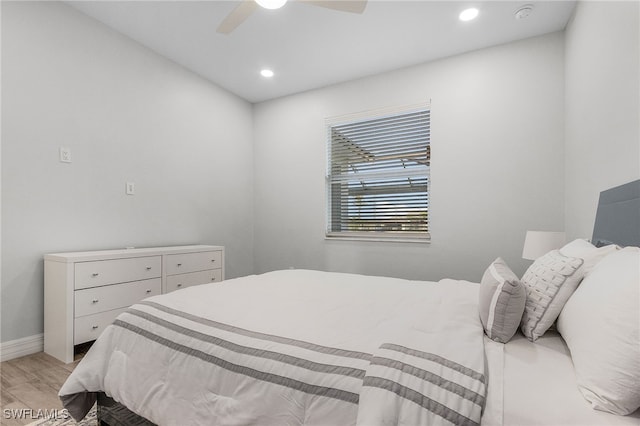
left=0, top=333, right=44, bottom=362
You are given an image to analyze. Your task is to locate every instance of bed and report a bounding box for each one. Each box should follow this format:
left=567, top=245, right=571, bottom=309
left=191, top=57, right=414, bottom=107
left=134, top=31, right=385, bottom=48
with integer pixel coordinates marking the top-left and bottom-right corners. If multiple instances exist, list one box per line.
left=59, top=180, right=640, bottom=425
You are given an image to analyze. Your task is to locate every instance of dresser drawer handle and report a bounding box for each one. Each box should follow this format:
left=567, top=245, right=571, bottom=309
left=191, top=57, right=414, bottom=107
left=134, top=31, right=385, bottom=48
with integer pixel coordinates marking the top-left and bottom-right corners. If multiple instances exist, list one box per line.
left=92, top=299, right=99, bottom=304
left=146, top=267, right=152, bottom=270
left=177, top=283, right=182, bottom=288
left=146, top=289, right=152, bottom=294
left=177, top=263, right=182, bottom=267
left=92, top=273, right=99, bottom=277
left=92, top=325, right=99, bottom=330
left=211, top=277, right=216, bottom=281
left=211, top=259, right=216, bottom=263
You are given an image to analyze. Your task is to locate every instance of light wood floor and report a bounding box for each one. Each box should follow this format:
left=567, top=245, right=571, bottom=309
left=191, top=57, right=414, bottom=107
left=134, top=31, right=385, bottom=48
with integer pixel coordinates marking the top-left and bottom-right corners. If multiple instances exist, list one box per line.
left=0, top=348, right=87, bottom=426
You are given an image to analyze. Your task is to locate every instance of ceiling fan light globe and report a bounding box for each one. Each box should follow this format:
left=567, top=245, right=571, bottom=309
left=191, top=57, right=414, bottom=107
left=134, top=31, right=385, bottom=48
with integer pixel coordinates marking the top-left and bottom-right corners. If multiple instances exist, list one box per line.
left=255, top=0, right=288, bottom=10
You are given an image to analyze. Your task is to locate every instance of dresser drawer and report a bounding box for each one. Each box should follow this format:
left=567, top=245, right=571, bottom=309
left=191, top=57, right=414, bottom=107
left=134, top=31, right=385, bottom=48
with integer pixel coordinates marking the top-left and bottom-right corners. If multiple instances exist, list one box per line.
left=74, top=308, right=127, bottom=345
left=165, top=251, right=222, bottom=276
left=166, top=269, right=222, bottom=293
left=75, top=256, right=161, bottom=289
left=74, top=278, right=161, bottom=318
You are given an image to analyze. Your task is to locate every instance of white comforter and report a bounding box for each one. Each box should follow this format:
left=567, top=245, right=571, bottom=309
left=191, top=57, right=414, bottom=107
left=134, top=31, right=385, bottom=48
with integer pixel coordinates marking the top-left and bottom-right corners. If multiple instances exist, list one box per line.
left=60, top=269, right=486, bottom=426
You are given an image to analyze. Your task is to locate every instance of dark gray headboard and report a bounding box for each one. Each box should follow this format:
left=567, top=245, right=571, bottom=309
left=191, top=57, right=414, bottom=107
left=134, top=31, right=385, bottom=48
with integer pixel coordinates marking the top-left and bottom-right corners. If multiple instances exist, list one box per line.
left=592, top=179, right=640, bottom=247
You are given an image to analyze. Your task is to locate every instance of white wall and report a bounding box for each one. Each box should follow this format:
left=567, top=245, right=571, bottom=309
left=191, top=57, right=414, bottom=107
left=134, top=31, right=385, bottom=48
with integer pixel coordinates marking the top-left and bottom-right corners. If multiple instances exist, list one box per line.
left=7, top=0, right=633, bottom=347
left=253, top=32, right=566, bottom=282
left=564, top=1, right=640, bottom=240
left=1, top=1, right=254, bottom=343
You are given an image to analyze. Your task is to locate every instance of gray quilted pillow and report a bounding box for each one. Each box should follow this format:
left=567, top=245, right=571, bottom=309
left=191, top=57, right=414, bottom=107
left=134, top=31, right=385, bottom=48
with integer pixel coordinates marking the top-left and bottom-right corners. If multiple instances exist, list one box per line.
left=520, top=250, right=583, bottom=341
left=479, top=258, right=526, bottom=343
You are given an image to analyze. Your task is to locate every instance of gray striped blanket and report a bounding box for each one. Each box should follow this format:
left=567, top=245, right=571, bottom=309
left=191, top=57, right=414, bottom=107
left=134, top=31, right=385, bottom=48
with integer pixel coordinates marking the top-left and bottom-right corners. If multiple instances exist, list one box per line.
left=59, top=270, right=486, bottom=426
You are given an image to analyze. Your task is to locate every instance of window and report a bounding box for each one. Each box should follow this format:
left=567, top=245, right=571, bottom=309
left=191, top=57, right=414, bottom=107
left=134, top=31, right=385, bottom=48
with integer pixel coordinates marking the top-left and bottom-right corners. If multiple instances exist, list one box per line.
left=326, top=104, right=431, bottom=242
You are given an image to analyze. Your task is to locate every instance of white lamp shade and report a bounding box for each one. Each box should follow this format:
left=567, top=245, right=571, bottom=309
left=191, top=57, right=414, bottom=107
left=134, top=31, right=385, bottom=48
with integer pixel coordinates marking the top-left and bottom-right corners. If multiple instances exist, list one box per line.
left=522, top=231, right=566, bottom=260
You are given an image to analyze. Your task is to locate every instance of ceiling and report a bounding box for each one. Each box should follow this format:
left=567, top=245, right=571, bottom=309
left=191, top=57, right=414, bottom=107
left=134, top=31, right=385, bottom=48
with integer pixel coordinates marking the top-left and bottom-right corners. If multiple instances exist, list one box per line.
left=66, top=1, right=576, bottom=103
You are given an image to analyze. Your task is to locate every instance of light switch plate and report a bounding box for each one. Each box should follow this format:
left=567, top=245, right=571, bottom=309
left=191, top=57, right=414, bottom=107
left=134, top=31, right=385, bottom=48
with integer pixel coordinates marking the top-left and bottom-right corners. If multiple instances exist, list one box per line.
left=59, top=146, right=71, bottom=163
left=126, top=182, right=135, bottom=195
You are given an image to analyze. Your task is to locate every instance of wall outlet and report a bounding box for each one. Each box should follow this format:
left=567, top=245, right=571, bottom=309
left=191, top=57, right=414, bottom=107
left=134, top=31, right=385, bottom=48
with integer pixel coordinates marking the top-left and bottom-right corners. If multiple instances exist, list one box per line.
left=126, top=182, right=135, bottom=195
left=59, top=146, right=71, bottom=163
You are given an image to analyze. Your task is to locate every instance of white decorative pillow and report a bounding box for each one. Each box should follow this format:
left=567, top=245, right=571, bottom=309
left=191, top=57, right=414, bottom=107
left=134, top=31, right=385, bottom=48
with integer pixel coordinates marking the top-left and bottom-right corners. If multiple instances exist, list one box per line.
left=520, top=250, right=583, bottom=341
left=478, top=258, right=526, bottom=343
left=520, top=239, right=619, bottom=341
left=557, top=247, right=640, bottom=415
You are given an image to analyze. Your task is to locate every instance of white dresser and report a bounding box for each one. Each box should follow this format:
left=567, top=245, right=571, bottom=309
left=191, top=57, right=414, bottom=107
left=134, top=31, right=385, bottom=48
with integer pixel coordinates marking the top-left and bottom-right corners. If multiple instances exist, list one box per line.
left=44, top=245, right=224, bottom=363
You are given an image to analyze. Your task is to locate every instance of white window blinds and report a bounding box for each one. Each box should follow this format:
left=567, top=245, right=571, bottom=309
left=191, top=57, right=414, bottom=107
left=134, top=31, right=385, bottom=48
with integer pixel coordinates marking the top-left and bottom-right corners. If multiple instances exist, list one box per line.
left=326, top=105, right=431, bottom=241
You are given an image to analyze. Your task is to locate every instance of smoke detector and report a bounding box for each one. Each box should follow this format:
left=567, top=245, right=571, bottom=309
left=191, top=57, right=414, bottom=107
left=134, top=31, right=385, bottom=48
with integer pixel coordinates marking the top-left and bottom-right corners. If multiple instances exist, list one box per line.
left=515, top=4, right=534, bottom=20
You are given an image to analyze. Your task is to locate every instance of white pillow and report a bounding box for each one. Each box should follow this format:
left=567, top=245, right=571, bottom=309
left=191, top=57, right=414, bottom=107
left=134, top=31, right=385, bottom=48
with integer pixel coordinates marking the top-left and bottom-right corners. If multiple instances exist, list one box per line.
left=520, top=250, right=583, bottom=340
left=559, top=238, right=618, bottom=275
left=557, top=247, right=640, bottom=415
left=520, top=240, right=618, bottom=341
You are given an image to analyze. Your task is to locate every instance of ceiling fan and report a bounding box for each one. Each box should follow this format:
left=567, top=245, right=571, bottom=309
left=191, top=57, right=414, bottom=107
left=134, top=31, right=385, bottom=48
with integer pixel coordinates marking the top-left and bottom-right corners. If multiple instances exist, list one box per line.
left=217, top=0, right=368, bottom=34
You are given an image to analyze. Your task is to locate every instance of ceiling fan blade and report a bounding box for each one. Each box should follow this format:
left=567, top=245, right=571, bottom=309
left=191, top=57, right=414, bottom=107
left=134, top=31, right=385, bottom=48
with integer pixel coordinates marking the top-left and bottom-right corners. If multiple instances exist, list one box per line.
left=217, top=0, right=259, bottom=34
left=299, top=0, right=367, bottom=14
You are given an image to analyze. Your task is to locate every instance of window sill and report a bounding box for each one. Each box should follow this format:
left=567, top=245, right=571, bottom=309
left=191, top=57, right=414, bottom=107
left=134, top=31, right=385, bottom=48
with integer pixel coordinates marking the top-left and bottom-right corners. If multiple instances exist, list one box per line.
left=325, top=232, right=431, bottom=244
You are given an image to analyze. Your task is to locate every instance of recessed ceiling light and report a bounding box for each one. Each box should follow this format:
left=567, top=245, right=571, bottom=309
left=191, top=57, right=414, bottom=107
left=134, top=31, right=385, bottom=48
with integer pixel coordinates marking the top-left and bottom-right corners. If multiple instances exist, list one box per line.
left=255, top=0, right=287, bottom=10
left=260, top=69, right=275, bottom=78
left=459, top=8, right=479, bottom=22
